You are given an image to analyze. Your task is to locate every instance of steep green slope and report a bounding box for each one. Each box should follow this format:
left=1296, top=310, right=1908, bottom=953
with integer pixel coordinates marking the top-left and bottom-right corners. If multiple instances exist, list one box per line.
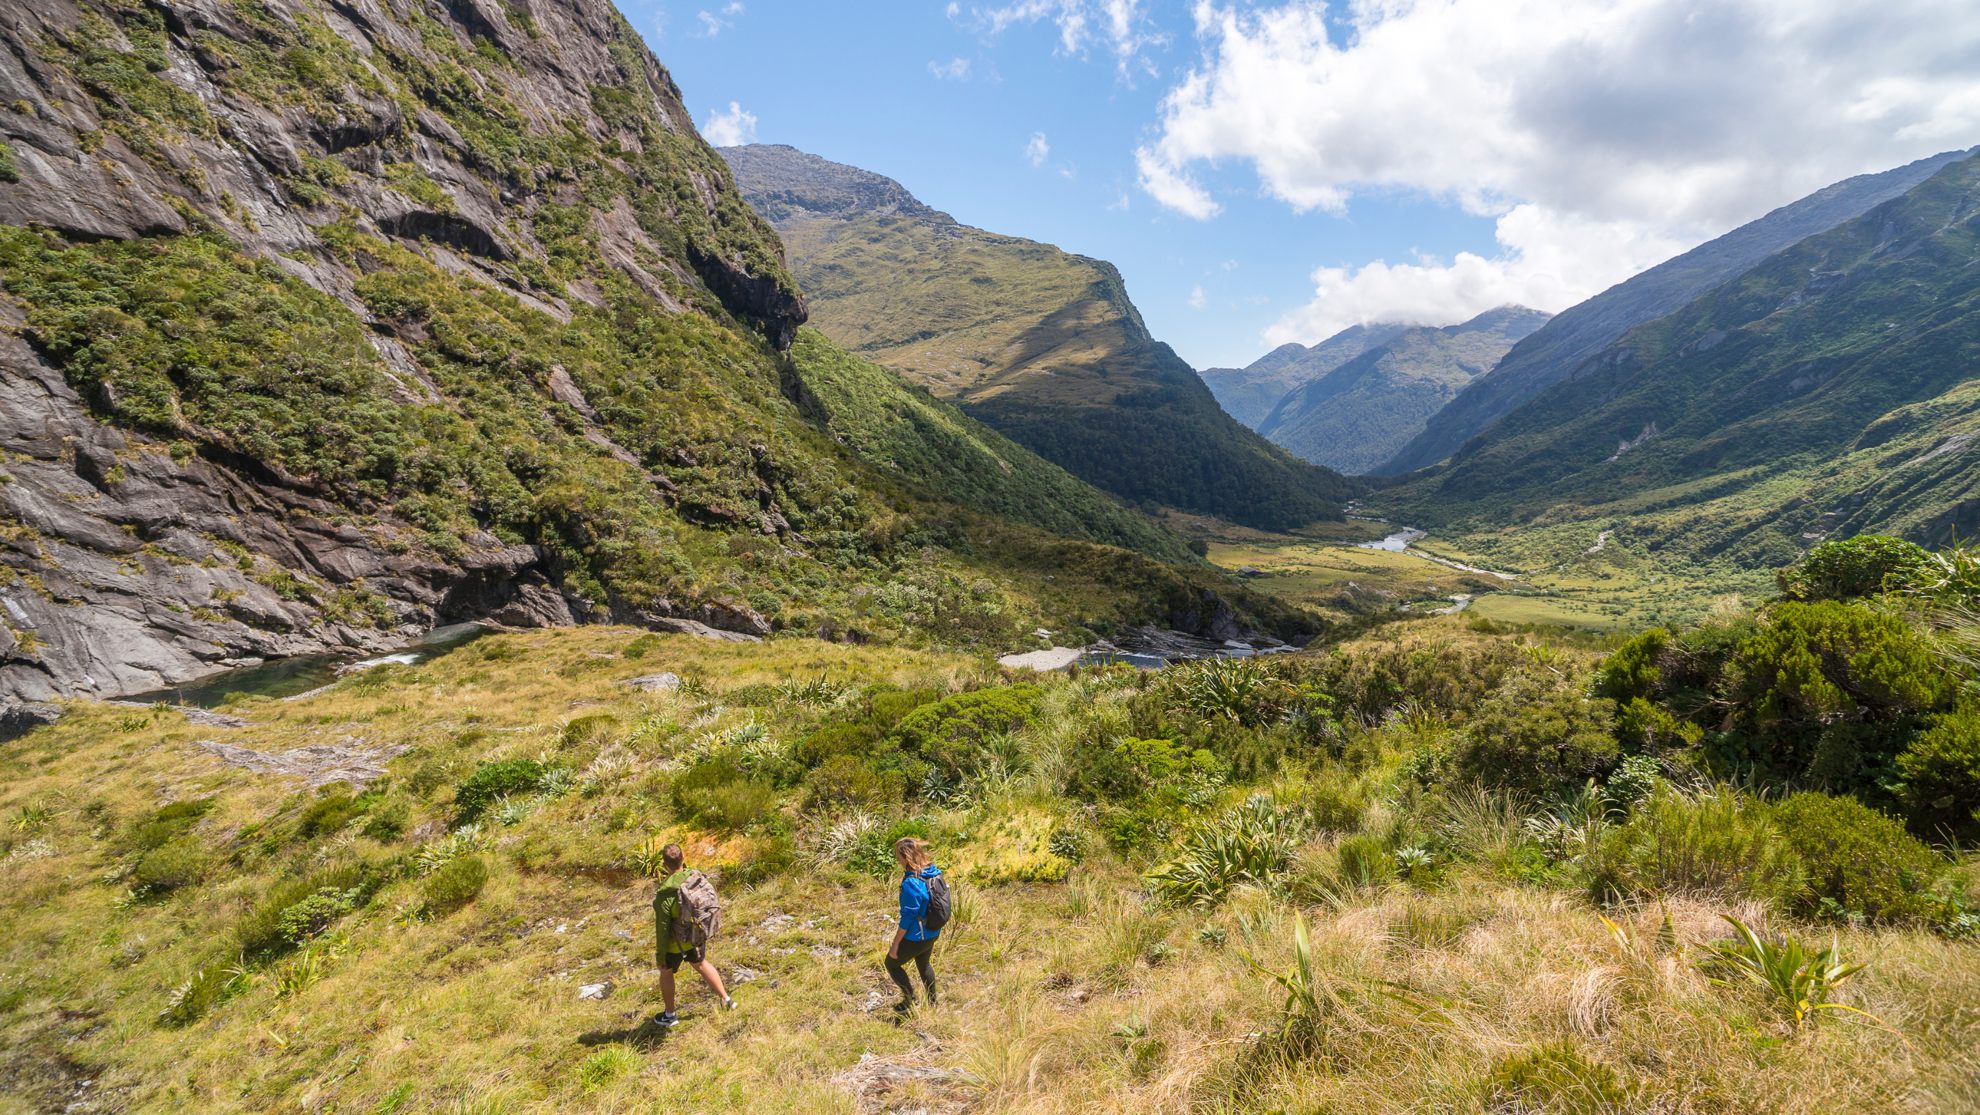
left=1198, top=324, right=1410, bottom=428
left=1255, top=307, right=1549, bottom=475
left=720, top=144, right=1357, bottom=532
left=1381, top=152, right=1980, bottom=573
left=1383, top=148, right=1978, bottom=474
left=0, top=0, right=1247, bottom=703
left=786, top=330, right=1198, bottom=563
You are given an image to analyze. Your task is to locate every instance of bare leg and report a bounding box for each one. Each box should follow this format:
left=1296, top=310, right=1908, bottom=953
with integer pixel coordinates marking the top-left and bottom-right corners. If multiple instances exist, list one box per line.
left=659, top=967, right=677, bottom=1013
left=690, top=956, right=730, bottom=1002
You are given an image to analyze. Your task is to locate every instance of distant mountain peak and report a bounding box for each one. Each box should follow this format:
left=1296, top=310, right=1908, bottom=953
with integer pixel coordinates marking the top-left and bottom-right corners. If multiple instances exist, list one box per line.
left=718, top=143, right=945, bottom=227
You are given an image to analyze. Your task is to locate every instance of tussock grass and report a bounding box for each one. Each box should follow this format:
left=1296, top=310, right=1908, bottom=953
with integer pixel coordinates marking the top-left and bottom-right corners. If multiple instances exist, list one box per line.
left=0, top=624, right=1974, bottom=1113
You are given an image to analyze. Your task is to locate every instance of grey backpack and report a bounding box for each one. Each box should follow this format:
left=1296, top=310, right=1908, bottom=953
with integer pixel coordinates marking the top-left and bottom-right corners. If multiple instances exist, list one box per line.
left=671, top=870, right=723, bottom=947
left=918, top=872, right=952, bottom=933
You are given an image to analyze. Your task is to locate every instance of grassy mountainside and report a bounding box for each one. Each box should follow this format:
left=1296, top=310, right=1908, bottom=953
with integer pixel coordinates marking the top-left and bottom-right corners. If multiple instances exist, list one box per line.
left=3, top=612, right=1976, bottom=1113
left=1256, top=307, right=1550, bottom=475
left=1383, top=147, right=1979, bottom=474
left=720, top=144, right=1357, bottom=532
left=1199, top=324, right=1410, bottom=429
left=786, top=330, right=1199, bottom=564
left=0, top=0, right=1249, bottom=699
left=1374, top=152, right=1980, bottom=604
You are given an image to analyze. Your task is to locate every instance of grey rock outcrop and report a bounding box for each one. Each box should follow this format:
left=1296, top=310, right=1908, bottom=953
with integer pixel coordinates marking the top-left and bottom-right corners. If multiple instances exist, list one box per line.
left=0, top=0, right=811, bottom=700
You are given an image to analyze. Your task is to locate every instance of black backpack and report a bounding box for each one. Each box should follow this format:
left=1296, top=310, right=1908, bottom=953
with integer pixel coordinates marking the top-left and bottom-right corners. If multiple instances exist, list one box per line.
left=917, top=871, right=952, bottom=933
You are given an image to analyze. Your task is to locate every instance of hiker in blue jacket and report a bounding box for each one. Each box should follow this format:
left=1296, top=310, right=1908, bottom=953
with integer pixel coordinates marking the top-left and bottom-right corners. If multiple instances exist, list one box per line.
left=885, top=837, right=943, bottom=1015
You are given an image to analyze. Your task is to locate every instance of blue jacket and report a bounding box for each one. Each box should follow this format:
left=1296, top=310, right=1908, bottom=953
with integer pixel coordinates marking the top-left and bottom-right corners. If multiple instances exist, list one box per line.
left=898, top=865, right=944, bottom=941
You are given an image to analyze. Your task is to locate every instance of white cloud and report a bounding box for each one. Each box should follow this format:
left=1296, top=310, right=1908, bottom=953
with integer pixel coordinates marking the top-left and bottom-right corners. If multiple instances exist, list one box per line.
left=701, top=102, right=757, bottom=147
left=930, top=57, right=972, bottom=80
left=1140, top=0, right=1980, bottom=341
left=1188, top=285, right=1207, bottom=309
left=1024, top=132, right=1051, bottom=167
left=722, top=2, right=744, bottom=12
left=695, top=8, right=734, bottom=36
left=959, top=0, right=1168, bottom=75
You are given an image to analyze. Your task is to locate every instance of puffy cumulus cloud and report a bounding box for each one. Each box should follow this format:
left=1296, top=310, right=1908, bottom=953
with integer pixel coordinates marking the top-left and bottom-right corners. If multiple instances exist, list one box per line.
left=1140, top=0, right=1980, bottom=339
left=701, top=102, right=757, bottom=147
left=1264, top=205, right=1692, bottom=343
left=958, top=0, right=1168, bottom=74
left=1025, top=132, right=1051, bottom=166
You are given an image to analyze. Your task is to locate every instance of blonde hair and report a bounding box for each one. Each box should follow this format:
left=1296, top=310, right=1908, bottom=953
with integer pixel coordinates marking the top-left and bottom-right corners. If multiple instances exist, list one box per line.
left=893, top=837, right=932, bottom=871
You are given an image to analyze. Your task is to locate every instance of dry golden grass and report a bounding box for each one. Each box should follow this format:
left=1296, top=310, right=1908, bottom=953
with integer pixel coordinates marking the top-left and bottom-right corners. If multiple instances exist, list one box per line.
left=0, top=627, right=1975, bottom=1115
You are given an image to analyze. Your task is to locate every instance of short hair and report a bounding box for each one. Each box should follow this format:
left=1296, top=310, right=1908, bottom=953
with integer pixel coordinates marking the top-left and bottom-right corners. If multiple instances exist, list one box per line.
left=662, top=843, right=684, bottom=872
left=894, top=837, right=931, bottom=871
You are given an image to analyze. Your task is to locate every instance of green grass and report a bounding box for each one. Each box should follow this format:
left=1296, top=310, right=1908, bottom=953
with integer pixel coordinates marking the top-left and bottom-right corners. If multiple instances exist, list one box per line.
left=2, top=622, right=1976, bottom=1114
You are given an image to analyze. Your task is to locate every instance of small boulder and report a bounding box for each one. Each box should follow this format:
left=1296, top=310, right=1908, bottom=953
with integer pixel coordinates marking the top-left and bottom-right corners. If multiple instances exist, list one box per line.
left=617, top=673, right=681, bottom=693
left=0, top=702, right=62, bottom=742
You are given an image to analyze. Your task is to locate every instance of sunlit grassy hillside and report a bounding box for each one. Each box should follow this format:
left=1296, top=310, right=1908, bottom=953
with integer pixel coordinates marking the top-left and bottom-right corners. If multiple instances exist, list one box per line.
left=4, top=611, right=1978, bottom=1113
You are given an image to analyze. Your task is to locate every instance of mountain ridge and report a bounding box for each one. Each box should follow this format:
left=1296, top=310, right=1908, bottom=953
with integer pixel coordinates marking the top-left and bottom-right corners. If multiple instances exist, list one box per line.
left=720, top=142, right=1357, bottom=532
left=1381, top=146, right=1980, bottom=474
left=1248, top=306, right=1551, bottom=475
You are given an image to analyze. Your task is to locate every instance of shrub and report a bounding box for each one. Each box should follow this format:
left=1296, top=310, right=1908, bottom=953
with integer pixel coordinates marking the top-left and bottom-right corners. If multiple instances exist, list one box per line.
left=1449, top=678, right=1618, bottom=795
left=421, top=854, right=488, bottom=914
left=297, top=793, right=360, bottom=839
left=1582, top=786, right=1802, bottom=905
left=453, top=759, right=549, bottom=822
left=1772, top=792, right=1945, bottom=924
left=803, top=754, right=907, bottom=812
left=893, top=684, right=1041, bottom=777
left=1739, top=600, right=1949, bottom=722
left=671, top=756, right=775, bottom=831
left=157, top=960, right=247, bottom=1029
left=131, top=839, right=210, bottom=894
left=796, top=722, right=880, bottom=767
left=868, top=686, right=944, bottom=728
left=1065, top=736, right=1221, bottom=803
left=360, top=799, right=410, bottom=841
left=131, top=797, right=216, bottom=851
left=237, top=864, right=369, bottom=954
left=1594, top=628, right=1670, bottom=703
left=275, top=887, right=361, bottom=942
left=624, top=633, right=660, bottom=659
left=1899, top=702, right=1980, bottom=839
left=970, top=854, right=1072, bottom=886
left=1777, top=535, right=1929, bottom=601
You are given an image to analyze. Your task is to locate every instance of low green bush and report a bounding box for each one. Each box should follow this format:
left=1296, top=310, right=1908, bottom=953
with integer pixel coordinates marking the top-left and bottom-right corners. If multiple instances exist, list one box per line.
left=297, top=793, right=360, bottom=839
left=360, top=799, right=410, bottom=841
left=1899, top=702, right=1980, bottom=839
left=131, top=839, right=210, bottom=894
left=275, top=887, right=361, bottom=943
left=453, top=759, right=549, bottom=822
left=1582, top=786, right=1802, bottom=905
left=802, top=754, right=907, bottom=812
left=1776, top=535, right=1930, bottom=602
left=1449, top=678, right=1618, bottom=795
left=421, top=854, right=488, bottom=914
left=893, top=684, right=1041, bottom=778
left=671, top=756, right=775, bottom=831
left=130, top=797, right=216, bottom=852
left=623, top=634, right=660, bottom=659
left=1772, top=792, right=1945, bottom=924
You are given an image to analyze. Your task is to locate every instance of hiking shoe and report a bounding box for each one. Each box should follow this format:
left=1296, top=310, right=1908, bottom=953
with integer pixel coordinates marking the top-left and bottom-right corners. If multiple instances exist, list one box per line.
left=891, top=1000, right=912, bottom=1017
left=654, top=1011, right=678, bottom=1028
left=722, top=997, right=738, bottom=1011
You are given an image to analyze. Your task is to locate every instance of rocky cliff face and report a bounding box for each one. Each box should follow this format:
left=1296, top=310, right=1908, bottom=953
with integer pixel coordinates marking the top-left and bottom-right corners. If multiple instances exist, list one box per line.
left=0, top=0, right=812, bottom=700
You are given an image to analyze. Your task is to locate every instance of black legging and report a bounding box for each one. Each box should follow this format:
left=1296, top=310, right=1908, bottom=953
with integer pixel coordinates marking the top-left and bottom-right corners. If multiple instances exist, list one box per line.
left=885, top=937, right=937, bottom=1005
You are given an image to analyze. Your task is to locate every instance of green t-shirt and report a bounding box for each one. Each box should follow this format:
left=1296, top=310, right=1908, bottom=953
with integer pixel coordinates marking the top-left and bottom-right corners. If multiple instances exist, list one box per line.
left=653, top=868, right=689, bottom=958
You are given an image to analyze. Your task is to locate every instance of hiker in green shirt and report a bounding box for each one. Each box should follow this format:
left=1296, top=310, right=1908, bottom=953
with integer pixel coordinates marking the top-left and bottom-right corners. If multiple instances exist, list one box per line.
left=651, top=843, right=734, bottom=1027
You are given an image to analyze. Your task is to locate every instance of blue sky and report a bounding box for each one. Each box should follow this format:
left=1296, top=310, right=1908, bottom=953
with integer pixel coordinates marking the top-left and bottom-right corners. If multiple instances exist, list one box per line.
left=615, top=1, right=1980, bottom=372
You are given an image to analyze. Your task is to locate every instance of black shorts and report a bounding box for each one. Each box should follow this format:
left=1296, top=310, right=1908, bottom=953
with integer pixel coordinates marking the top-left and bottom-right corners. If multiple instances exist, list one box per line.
left=662, top=946, right=704, bottom=971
